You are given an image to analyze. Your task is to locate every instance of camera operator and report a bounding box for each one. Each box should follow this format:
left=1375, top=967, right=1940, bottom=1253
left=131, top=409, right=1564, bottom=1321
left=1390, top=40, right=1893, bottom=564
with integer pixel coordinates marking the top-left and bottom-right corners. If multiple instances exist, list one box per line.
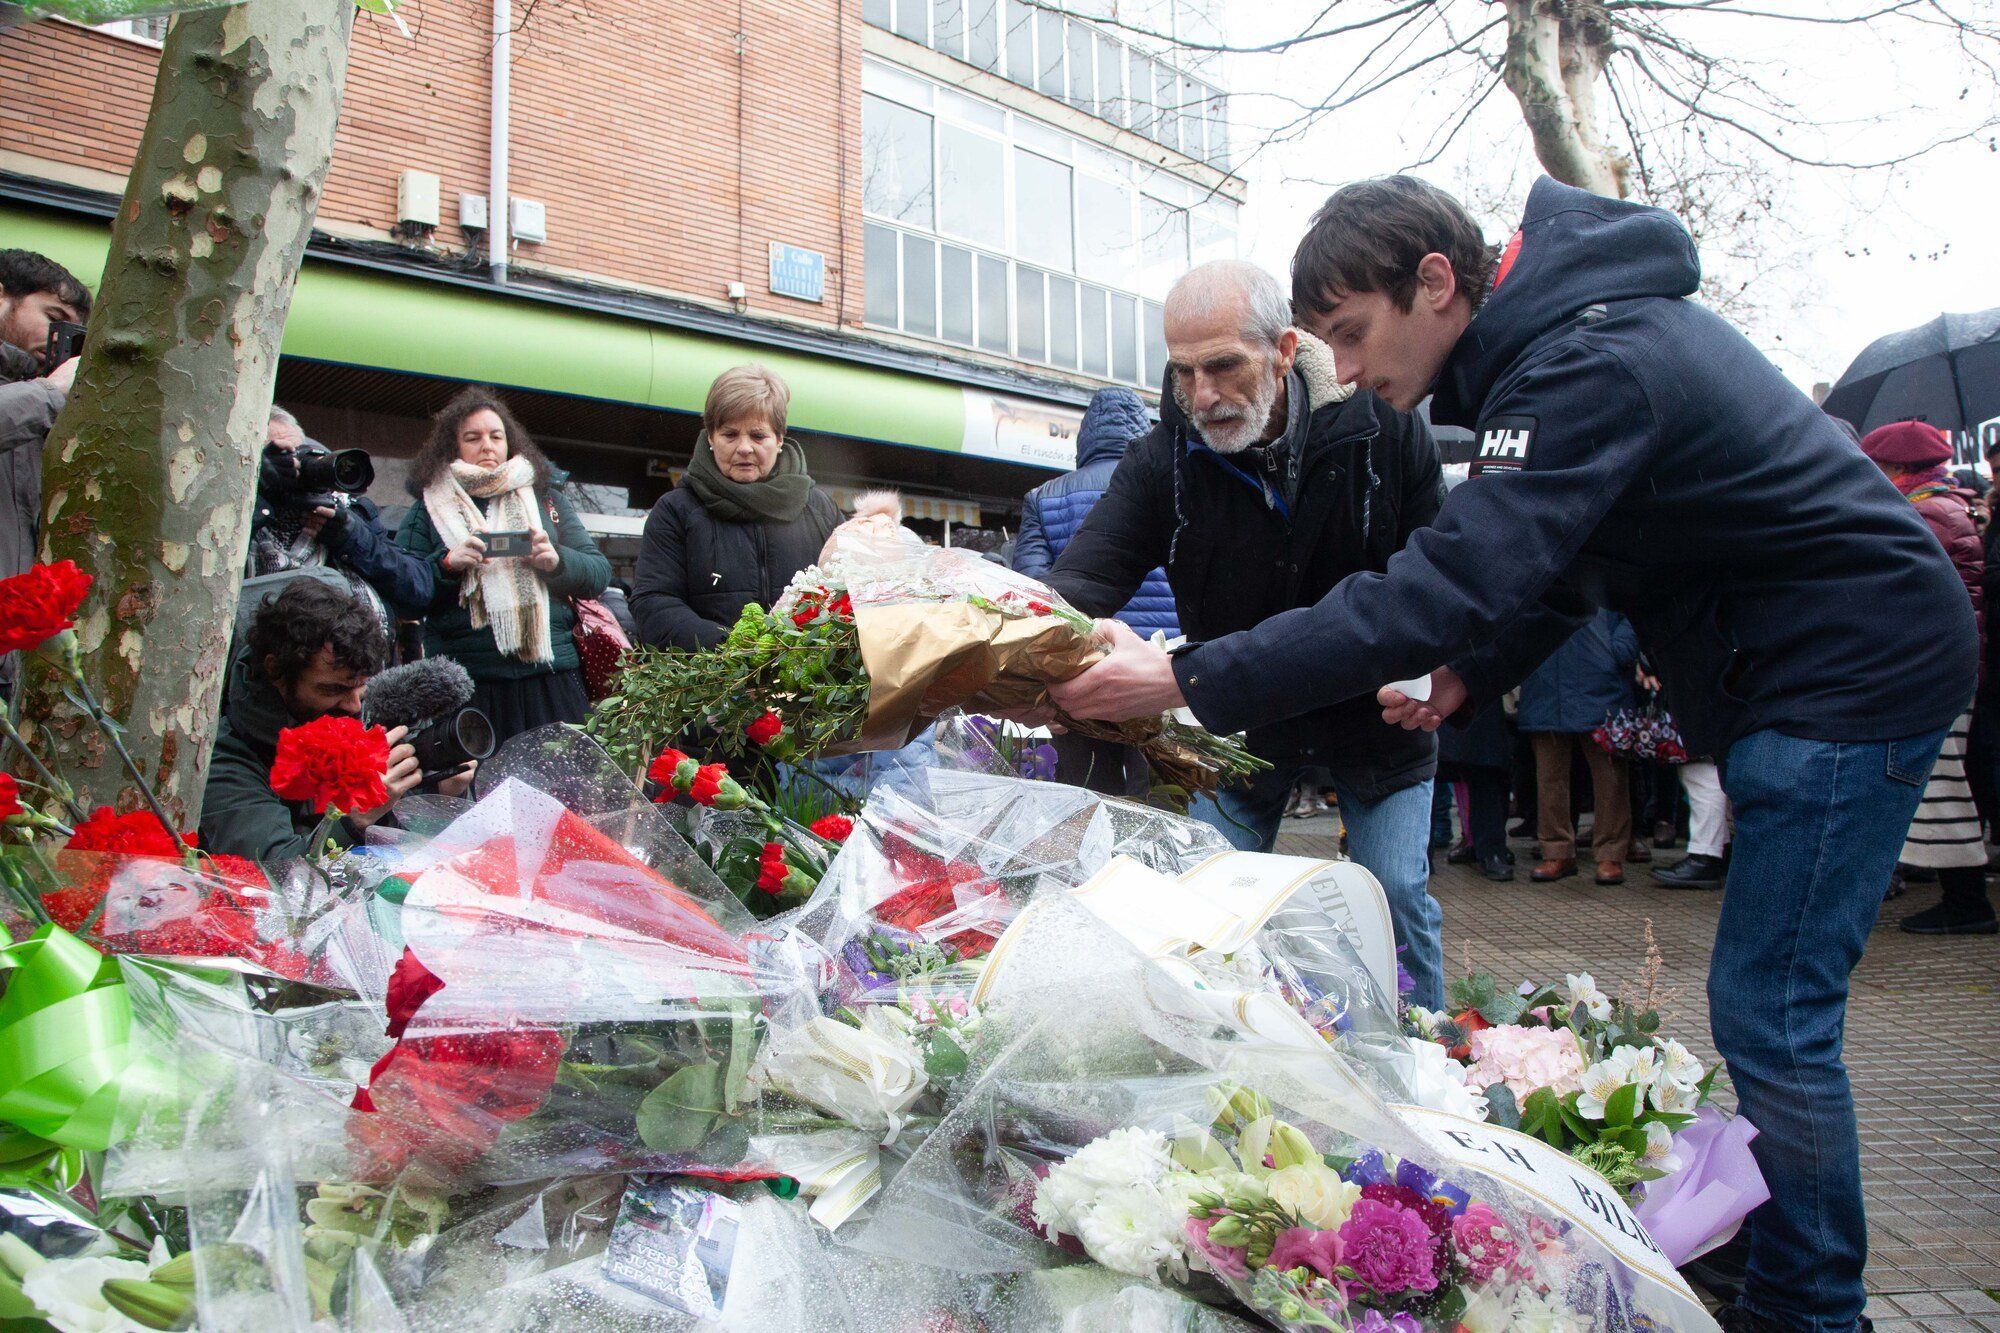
left=250, top=406, right=435, bottom=622
left=200, top=579, right=475, bottom=862
left=0, top=249, right=91, bottom=695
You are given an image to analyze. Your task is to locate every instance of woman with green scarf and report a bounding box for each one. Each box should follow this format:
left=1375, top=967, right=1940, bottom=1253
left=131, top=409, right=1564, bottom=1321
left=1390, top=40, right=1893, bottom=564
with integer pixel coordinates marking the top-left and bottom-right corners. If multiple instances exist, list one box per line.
left=631, top=365, right=843, bottom=649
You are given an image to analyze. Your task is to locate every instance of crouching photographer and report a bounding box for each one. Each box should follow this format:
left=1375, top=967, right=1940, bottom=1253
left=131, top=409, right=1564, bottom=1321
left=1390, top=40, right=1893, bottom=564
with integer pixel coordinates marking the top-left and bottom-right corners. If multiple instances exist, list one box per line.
left=249, top=406, right=435, bottom=621
left=201, top=580, right=480, bottom=862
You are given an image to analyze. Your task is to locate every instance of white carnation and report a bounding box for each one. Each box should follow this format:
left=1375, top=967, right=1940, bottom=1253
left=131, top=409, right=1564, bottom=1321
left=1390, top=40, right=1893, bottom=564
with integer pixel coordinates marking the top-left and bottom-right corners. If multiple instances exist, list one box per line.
left=1033, top=1128, right=1172, bottom=1237
left=1071, top=1183, right=1189, bottom=1281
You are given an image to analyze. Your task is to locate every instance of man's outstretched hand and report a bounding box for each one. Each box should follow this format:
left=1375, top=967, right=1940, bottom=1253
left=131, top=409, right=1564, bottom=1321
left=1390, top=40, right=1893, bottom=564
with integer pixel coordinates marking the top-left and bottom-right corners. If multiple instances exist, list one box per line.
left=1378, top=666, right=1468, bottom=732
left=1047, top=618, right=1186, bottom=723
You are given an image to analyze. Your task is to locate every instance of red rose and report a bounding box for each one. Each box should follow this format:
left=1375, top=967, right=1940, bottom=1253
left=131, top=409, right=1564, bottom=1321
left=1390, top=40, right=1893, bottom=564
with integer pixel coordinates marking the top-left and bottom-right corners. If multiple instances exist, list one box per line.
left=830, top=592, right=854, bottom=620
left=0, top=560, right=92, bottom=656
left=64, top=805, right=193, bottom=857
left=1026, top=599, right=1052, bottom=616
left=385, top=947, right=447, bottom=1039
left=269, top=714, right=390, bottom=814
left=745, top=711, right=784, bottom=747
left=647, top=747, right=696, bottom=797
left=756, top=842, right=790, bottom=895
left=0, top=773, right=21, bottom=822
left=809, top=814, right=853, bottom=844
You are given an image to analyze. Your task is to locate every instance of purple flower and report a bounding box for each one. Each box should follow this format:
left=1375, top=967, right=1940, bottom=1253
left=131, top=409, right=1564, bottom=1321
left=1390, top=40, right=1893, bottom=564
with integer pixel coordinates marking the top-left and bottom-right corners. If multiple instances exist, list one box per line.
left=1395, top=947, right=1415, bottom=998
left=1266, top=1226, right=1345, bottom=1283
left=1394, top=1160, right=1471, bottom=1216
left=1336, top=1198, right=1440, bottom=1295
left=1019, top=744, right=1058, bottom=781
left=1342, top=1150, right=1392, bottom=1189
left=1354, top=1314, right=1423, bottom=1333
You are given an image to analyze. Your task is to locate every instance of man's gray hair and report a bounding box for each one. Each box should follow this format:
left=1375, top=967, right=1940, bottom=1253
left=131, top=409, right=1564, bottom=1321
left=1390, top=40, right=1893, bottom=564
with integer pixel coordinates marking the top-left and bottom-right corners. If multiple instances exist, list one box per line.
left=1164, top=260, right=1293, bottom=346
left=267, top=404, right=300, bottom=430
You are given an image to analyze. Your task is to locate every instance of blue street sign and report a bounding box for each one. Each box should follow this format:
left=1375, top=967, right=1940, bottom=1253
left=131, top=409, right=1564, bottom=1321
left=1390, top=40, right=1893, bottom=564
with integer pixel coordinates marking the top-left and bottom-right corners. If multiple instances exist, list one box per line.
left=768, top=243, right=826, bottom=303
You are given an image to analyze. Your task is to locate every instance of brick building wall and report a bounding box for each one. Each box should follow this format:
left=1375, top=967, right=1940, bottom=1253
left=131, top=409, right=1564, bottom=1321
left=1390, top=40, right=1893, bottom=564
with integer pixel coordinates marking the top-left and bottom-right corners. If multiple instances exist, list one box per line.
left=0, top=0, right=865, bottom=327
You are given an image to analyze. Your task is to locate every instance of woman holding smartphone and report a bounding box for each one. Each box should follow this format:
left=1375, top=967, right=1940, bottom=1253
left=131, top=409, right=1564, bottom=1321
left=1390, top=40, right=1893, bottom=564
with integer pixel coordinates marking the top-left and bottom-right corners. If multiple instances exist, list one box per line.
left=396, top=385, right=609, bottom=744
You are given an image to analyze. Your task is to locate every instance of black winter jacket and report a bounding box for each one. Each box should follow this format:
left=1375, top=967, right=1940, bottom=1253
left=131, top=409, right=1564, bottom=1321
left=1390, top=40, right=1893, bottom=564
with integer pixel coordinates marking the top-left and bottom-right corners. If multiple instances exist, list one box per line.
left=631, top=483, right=842, bottom=650
left=1172, top=177, right=1977, bottom=757
left=1048, top=334, right=1445, bottom=800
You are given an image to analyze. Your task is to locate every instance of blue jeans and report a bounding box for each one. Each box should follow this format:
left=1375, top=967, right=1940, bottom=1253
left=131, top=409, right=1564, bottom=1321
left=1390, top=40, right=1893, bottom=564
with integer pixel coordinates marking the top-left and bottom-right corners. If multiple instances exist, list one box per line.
left=1199, top=765, right=1444, bottom=1010
left=1714, top=726, right=1946, bottom=1332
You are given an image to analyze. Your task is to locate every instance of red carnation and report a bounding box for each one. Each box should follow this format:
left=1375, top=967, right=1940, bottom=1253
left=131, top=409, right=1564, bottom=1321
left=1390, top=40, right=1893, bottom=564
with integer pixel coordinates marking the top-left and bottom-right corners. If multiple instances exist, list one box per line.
left=0, top=773, right=21, bottom=822
left=756, top=842, right=790, bottom=895
left=647, top=747, right=696, bottom=798
left=745, top=711, right=785, bottom=747
left=809, top=814, right=854, bottom=844
left=0, top=560, right=92, bottom=656
left=350, top=1027, right=566, bottom=1175
left=385, top=947, right=447, bottom=1039
left=830, top=592, right=854, bottom=620
left=1026, top=599, right=1053, bottom=616
left=64, top=805, right=194, bottom=857
left=688, top=762, right=735, bottom=807
left=269, top=714, right=390, bottom=814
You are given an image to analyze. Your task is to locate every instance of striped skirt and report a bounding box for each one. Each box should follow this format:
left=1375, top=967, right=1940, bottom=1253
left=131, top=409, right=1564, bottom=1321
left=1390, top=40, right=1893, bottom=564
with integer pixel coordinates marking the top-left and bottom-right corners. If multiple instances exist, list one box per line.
left=1901, top=710, right=1986, bottom=869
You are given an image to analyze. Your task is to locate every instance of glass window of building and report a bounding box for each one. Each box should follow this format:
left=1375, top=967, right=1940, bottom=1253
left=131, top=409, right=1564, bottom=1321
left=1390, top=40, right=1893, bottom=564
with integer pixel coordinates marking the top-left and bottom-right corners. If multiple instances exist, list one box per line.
left=932, top=0, right=965, bottom=60
left=893, top=0, right=927, bottom=44
left=862, top=94, right=936, bottom=228
left=1065, top=21, right=1095, bottom=116
left=1080, top=286, right=1110, bottom=379
left=863, top=0, right=890, bottom=28
left=1004, top=0, right=1033, bottom=86
left=1035, top=9, right=1065, bottom=97
left=865, top=223, right=900, bottom=328
left=1095, top=34, right=1125, bottom=126
left=1111, top=295, right=1140, bottom=384
left=1153, top=63, right=1179, bottom=153
left=1127, top=49, right=1155, bottom=137
left=1138, top=194, right=1190, bottom=296
left=967, top=0, right=1000, bottom=71
left=977, top=255, right=1011, bottom=354
left=1075, top=173, right=1134, bottom=285
left=938, top=123, right=1007, bottom=251
left=1016, top=266, right=1047, bottom=362
left=940, top=245, right=976, bottom=345
left=902, top=233, right=938, bottom=337
left=1047, top=275, right=1079, bottom=369
left=1013, top=148, right=1075, bottom=272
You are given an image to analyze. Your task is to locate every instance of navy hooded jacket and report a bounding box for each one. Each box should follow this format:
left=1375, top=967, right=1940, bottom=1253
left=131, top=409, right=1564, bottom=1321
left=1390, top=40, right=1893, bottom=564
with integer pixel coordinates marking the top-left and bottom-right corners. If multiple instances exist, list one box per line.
left=1172, top=177, right=1977, bottom=757
left=1012, top=388, right=1179, bottom=636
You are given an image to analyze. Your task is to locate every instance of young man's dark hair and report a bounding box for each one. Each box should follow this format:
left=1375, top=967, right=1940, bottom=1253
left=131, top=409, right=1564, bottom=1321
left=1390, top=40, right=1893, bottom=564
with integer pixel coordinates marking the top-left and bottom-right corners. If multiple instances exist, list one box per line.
left=1290, top=176, right=1496, bottom=322
left=246, top=578, right=389, bottom=687
left=0, top=250, right=92, bottom=319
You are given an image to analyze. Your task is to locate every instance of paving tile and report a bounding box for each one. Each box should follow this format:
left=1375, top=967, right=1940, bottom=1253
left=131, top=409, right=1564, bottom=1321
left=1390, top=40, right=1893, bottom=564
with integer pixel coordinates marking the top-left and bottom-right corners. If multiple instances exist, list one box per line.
left=1277, top=823, right=2000, bottom=1298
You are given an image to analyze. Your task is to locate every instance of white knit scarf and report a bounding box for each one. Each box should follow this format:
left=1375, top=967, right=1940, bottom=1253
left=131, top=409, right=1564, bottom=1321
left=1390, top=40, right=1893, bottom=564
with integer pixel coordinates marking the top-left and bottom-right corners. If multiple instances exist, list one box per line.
left=422, top=455, right=554, bottom=665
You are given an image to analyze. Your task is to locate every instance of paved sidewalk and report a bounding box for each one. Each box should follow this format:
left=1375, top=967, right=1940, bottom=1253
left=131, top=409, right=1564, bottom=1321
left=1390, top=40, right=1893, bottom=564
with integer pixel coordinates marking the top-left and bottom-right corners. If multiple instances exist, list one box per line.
left=1274, top=820, right=2000, bottom=1331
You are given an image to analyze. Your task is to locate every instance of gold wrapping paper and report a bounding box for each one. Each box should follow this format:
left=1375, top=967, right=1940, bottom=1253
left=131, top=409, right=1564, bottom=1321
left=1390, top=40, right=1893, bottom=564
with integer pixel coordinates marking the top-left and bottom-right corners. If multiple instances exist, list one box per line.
left=828, top=602, right=1105, bottom=754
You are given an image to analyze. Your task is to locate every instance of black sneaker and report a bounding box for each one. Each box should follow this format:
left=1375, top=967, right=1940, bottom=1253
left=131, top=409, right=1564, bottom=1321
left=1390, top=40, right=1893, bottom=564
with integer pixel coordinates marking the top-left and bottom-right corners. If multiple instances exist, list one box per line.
left=1480, top=850, right=1515, bottom=882
left=1899, top=901, right=1999, bottom=935
left=1446, top=843, right=1476, bottom=866
left=1654, top=853, right=1726, bottom=890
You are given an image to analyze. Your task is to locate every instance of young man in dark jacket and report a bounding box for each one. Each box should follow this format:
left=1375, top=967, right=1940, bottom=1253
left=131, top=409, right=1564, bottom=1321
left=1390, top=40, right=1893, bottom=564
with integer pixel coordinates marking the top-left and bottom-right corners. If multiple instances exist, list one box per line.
left=1014, top=385, right=1172, bottom=798
left=201, top=579, right=474, bottom=862
left=0, top=250, right=90, bottom=694
left=1052, top=176, right=1977, bottom=1333
left=1046, top=259, right=1449, bottom=1008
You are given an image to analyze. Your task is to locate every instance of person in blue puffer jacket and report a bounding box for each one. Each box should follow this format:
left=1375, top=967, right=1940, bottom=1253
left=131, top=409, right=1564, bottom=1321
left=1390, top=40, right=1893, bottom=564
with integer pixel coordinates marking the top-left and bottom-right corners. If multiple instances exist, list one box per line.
left=1013, top=387, right=1178, bottom=638
left=1012, top=387, right=1171, bottom=796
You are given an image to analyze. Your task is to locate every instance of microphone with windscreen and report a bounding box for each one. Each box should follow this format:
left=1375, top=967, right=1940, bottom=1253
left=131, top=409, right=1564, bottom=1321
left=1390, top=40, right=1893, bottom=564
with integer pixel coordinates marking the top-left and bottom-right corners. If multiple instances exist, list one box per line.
left=363, top=658, right=495, bottom=779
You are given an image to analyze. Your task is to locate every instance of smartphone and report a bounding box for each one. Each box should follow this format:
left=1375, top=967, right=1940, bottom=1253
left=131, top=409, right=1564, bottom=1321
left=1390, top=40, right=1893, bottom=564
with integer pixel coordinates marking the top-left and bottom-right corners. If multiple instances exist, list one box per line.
left=44, top=320, right=86, bottom=368
left=482, top=529, right=534, bottom=558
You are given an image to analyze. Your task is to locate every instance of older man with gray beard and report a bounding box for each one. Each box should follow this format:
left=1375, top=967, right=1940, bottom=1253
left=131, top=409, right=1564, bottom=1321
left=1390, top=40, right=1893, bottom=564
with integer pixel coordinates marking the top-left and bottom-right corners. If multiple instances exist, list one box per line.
left=1044, top=260, right=1451, bottom=1007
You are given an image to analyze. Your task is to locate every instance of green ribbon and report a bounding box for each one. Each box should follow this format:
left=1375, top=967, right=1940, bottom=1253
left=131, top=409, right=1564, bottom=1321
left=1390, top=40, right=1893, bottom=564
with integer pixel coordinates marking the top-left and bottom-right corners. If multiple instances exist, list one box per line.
left=0, top=923, right=134, bottom=1151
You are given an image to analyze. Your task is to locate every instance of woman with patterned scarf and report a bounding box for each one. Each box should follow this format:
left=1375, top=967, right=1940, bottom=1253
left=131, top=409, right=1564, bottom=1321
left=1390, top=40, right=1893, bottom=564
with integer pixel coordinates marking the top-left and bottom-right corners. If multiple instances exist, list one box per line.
left=396, top=386, right=610, bottom=745
left=1859, top=419, right=1996, bottom=935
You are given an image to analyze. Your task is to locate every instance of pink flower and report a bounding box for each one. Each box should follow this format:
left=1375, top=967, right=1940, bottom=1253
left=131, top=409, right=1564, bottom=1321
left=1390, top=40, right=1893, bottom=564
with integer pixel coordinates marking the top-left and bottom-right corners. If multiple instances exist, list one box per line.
left=1462, top=1023, right=1585, bottom=1101
left=1335, top=1198, right=1439, bottom=1295
left=1267, top=1226, right=1345, bottom=1283
left=1451, top=1202, right=1523, bottom=1285
left=1184, top=1215, right=1250, bottom=1280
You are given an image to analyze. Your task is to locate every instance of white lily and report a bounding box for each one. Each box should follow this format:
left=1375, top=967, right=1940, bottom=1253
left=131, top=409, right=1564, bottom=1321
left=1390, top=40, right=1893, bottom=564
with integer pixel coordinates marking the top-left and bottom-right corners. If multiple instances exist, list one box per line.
left=1650, top=1075, right=1702, bottom=1115
left=1575, top=1057, right=1627, bottom=1120
left=1643, top=1119, right=1683, bottom=1172
left=1655, top=1038, right=1705, bottom=1089
left=1564, top=972, right=1613, bottom=1023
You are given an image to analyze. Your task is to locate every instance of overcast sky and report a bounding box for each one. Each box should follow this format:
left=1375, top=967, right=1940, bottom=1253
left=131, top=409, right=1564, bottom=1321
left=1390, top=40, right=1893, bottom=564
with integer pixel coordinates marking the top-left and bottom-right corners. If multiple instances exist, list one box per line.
left=1220, top=3, right=2000, bottom=391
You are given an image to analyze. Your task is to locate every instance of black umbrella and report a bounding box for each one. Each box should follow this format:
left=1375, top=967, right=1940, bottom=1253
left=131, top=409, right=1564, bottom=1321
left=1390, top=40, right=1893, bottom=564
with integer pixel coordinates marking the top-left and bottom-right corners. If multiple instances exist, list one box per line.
left=1822, top=307, right=2000, bottom=462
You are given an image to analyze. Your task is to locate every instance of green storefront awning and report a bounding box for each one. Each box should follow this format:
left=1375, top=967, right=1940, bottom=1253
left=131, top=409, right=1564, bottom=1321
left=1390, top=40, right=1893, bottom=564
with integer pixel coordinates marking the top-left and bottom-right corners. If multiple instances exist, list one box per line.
left=0, top=203, right=981, bottom=455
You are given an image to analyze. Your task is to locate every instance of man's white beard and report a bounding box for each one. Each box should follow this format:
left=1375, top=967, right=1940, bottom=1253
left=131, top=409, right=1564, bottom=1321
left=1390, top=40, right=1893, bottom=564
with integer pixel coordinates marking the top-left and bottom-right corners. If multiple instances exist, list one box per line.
left=1192, top=373, right=1279, bottom=455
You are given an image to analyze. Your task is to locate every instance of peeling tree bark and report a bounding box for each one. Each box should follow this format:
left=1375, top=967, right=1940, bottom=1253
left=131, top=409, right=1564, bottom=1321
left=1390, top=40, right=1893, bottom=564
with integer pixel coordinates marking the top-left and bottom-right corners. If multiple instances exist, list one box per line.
left=1499, top=0, right=1629, bottom=199
left=21, top=0, right=355, bottom=824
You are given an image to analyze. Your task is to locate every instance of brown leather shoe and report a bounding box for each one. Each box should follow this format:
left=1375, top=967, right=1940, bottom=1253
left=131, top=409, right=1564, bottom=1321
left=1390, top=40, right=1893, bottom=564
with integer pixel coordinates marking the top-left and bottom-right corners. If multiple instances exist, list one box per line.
left=1595, top=861, right=1625, bottom=885
left=1530, top=858, right=1577, bottom=882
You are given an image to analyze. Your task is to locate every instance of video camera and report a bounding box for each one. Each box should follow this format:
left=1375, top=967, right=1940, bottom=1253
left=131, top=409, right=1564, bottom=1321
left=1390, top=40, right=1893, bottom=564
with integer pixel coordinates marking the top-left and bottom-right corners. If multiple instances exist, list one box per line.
left=44, top=320, right=86, bottom=370
left=363, top=658, right=496, bottom=785
left=259, top=438, right=376, bottom=514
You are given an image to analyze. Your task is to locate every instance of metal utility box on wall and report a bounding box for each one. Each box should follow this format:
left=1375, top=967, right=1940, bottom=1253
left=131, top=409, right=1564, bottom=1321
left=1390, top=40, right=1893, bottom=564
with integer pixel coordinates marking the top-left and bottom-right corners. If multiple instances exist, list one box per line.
left=397, top=170, right=441, bottom=227
left=509, top=197, right=548, bottom=244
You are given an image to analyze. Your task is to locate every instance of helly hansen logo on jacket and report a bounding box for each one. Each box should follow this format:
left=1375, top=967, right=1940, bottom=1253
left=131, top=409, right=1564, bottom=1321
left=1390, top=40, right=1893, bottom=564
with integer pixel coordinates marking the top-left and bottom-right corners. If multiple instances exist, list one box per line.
left=1471, top=416, right=1537, bottom=476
